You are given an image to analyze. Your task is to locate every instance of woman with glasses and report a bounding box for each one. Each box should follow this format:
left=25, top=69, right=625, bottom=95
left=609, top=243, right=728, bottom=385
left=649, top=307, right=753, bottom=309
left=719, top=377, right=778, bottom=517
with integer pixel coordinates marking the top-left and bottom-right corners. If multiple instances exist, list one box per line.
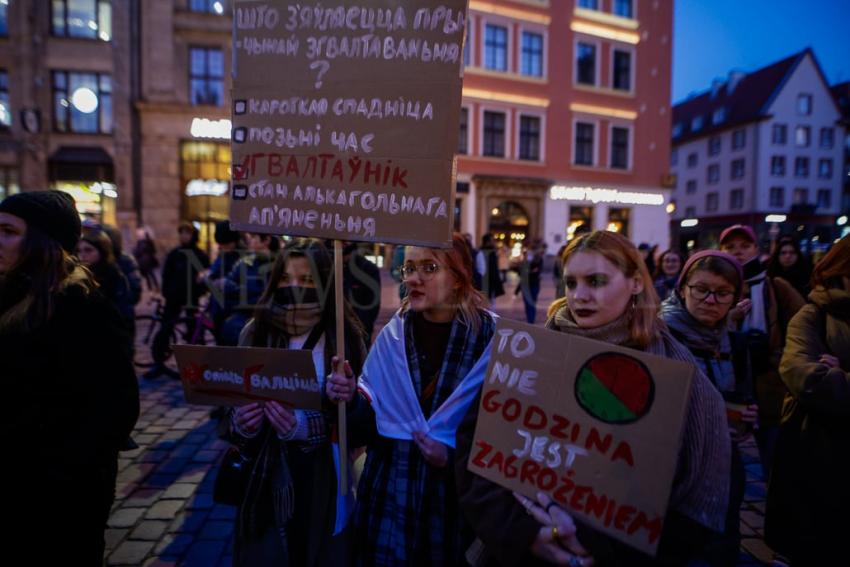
left=454, top=231, right=730, bottom=566
left=660, top=250, right=757, bottom=565
left=327, top=233, right=496, bottom=566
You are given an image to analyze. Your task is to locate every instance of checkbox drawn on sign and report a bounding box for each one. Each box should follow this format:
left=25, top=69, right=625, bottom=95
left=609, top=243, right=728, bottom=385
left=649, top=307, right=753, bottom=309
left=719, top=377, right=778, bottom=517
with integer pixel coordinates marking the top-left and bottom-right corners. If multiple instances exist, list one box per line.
left=232, top=185, right=248, bottom=200
left=233, top=127, right=247, bottom=143
left=234, top=100, right=247, bottom=115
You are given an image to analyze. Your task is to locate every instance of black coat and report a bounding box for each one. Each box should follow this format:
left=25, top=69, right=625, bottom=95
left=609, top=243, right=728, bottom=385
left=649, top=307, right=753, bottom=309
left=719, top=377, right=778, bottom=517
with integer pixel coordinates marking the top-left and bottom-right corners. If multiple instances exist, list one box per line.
left=161, top=244, right=210, bottom=307
left=1, top=279, right=140, bottom=562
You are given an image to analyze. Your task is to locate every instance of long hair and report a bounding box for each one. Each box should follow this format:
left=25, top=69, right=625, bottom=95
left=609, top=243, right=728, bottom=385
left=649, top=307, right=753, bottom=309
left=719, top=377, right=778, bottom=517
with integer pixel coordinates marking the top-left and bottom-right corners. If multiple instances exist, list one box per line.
left=0, top=224, right=93, bottom=333
left=250, top=238, right=366, bottom=360
left=547, top=231, right=660, bottom=348
left=810, top=234, right=850, bottom=290
left=653, top=249, right=684, bottom=280
left=767, top=236, right=811, bottom=286
left=400, top=232, right=487, bottom=332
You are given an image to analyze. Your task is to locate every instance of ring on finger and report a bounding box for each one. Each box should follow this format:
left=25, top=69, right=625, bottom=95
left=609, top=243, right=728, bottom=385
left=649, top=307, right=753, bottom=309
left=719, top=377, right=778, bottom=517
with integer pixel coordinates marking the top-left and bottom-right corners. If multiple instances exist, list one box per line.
left=551, top=526, right=559, bottom=540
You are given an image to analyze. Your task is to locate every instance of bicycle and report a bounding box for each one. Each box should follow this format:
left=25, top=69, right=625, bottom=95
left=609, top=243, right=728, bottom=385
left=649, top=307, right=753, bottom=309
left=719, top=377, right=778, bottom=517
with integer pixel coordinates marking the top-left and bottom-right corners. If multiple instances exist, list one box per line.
left=134, top=296, right=217, bottom=368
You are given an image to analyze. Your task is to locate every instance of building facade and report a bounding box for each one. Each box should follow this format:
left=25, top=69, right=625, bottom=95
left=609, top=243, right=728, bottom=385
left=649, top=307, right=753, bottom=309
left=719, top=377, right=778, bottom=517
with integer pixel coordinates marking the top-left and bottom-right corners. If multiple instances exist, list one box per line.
left=670, top=49, right=845, bottom=252
left=831, top=81, right=850, bottom=240
left=457, top=0, right=674, bottom=256
left=0, top=0, right=135, bottom=234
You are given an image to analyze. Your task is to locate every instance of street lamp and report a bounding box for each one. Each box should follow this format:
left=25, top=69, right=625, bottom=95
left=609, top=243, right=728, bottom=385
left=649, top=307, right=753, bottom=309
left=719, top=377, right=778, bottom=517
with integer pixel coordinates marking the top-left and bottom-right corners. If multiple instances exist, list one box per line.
left=71, top=87, right=98, bottom=114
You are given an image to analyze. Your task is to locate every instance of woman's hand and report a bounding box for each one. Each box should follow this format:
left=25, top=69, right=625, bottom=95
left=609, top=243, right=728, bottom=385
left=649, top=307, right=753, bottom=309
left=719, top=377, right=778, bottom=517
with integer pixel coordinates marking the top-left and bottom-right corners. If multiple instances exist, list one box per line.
left=819, top=354, right=840, bottom=369
left=741, top=404, right=759, bottom=425
left=326, top=356, right=355, bottom=403
left=728, top=298, right=752, bottom=323
left=412, top=431, right=449, bottom=468
left=264, top=401, right=297, bottom=438
left=516, top=492, right=593, bottom=566
left=233, top=402, right=264, bottom=434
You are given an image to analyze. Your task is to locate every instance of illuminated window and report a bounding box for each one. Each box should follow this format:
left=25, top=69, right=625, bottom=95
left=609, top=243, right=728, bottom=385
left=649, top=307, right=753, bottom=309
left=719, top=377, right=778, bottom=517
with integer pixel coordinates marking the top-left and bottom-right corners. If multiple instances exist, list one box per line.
left=190, top=0, right=226, bottom=14
left=0, top=70, right=9, bottom=128
left=52, top=0, right=112, bottom=41
left=52, top=71, right=112, bottom=134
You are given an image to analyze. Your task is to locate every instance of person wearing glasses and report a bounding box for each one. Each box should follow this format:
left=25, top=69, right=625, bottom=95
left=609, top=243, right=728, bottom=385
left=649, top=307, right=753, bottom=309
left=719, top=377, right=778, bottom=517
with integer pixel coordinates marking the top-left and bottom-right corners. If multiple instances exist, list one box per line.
left=660, top=250, right=757, bottom=564
left=326, top=233, right=497, bottom=566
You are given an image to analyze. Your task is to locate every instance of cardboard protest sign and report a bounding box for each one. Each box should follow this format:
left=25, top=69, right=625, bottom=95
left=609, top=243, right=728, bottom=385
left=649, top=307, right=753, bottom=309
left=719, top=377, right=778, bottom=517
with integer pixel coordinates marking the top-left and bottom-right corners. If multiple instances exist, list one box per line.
left=230, top=0, right=468, bottom=247
left=467, top=319, right=694, bottom=556
left=174, top=345, right=321, bottom=409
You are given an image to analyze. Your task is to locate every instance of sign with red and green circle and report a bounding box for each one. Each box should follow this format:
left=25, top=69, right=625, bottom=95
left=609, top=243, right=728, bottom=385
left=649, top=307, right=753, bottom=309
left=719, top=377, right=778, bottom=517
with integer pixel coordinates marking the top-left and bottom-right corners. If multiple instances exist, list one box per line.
left=575, top=352, right=655, bottom=424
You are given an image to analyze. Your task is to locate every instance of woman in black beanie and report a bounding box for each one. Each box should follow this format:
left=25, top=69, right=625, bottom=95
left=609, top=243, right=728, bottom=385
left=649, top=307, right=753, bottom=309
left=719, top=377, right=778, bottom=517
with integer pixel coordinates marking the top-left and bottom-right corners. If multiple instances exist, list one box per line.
left=0, top=190, right=139, bottom=565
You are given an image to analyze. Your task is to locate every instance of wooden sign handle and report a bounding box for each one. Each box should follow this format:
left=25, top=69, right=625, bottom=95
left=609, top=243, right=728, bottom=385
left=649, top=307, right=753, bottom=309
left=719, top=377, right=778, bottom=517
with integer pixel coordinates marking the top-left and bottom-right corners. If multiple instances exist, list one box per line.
left=334, top=239, right=348, bottom=495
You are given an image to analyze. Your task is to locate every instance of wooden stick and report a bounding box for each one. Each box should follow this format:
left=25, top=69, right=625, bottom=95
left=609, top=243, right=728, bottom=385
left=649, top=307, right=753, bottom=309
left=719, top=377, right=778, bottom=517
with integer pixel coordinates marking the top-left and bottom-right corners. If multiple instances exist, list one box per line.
left=334, top=239, right=348, bottom=494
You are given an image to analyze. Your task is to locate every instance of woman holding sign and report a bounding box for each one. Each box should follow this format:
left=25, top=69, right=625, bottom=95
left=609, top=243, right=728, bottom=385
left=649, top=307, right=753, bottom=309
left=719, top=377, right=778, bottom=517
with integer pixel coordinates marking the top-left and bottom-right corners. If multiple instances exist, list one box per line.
left=660, top=250, right=757, bottom=564
left=328, top=233, right=497, bottom=566
left=455, top=231, right=731, bottom=566
left=224, top=238, right=367, bottom=567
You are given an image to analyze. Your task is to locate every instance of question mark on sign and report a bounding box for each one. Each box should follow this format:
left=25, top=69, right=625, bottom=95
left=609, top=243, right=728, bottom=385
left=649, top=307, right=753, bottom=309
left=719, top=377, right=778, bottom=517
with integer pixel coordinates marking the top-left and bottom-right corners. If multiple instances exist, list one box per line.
left=309, top=60, right=330, bottom=89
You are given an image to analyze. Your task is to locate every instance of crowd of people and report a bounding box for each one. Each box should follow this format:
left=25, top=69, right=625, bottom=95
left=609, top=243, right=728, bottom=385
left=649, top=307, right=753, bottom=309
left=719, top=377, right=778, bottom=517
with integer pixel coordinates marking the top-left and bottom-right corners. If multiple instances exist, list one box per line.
left=1, top=187, right=848, bottom=566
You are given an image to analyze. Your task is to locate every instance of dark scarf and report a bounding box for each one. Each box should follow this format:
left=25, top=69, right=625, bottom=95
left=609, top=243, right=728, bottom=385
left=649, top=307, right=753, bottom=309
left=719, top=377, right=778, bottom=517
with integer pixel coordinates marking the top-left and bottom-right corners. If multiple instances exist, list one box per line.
left=545, top=304, right=731, bottom=533
left=660, top=293, right=736, bottom=392
left=267, top=287, right=323, bottom=336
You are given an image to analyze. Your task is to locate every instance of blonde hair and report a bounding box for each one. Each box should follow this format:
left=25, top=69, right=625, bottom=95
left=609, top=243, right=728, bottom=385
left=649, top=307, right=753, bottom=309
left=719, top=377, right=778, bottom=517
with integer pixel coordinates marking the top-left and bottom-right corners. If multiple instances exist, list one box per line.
left=400, top=233, right=487, bottom=332
left=547, top=230, right=660, bottom=348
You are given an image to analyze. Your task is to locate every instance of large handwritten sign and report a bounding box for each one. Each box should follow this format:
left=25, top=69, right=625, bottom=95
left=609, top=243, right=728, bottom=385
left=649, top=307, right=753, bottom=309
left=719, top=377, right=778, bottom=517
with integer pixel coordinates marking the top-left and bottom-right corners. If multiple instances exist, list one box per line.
left=174, top=345, right=321, bottom=409
left=230, top=0, right=467, bottom=247
left=468, top=320, right=694, bottom=556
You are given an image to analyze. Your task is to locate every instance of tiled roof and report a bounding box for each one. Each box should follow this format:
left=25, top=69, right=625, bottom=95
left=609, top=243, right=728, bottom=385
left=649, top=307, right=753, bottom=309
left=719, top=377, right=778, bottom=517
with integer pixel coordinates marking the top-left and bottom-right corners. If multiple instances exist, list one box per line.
left=672, top=49, right=808, bottom=145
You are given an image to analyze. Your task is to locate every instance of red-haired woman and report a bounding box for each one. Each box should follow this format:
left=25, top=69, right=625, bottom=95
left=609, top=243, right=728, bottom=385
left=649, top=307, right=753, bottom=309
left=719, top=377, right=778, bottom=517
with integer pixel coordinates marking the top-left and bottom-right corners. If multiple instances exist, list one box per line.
left=766, top=235, right=850, bottom=564
left=328, top=233, right=497, bottom=566
left=455, top=231, right=731, bottom=566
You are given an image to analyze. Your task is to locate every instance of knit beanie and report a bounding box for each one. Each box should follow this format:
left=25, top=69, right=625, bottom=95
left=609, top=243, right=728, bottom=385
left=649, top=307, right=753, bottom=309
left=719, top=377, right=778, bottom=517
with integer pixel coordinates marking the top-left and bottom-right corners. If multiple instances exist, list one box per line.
left=0, top=190, right=81, bottom=252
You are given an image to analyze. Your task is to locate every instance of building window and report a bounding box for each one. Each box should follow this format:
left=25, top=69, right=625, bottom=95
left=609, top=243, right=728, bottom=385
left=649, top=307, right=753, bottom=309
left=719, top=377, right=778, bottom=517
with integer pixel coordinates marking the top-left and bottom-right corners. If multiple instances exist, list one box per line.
left=706, top=192, right=719, bottom=212
left=483, top=110, right=506, bottom=157
left=181, top=141, right=231, bottom=253
left=610, top=126, right=629, bottom=169
left=189, top=0, right=226, bottom=14
left=0, top=70, right=9, bottom=128
left=687, top=153, right=697, bottom=168
left=521, top=31, right=543, bottom=77
left=772, top=124, right=787, bottom=145
left=818, top=158, right=832, bottom=179
left=820, top=127, right=834, bottom=149
left=797, top=93, right=812, bottom=115
left=712, top=107, right=727, bottom=125
left=578, top=0, right=598, bottom=8
left=691, top=115, right=703, bottom=132
left=731, top=158, right=745, bottom=180
left=607, top=207, right=630, bottom=237
left=769, top=186, right=784, bottom=208
left=730, top=189, right=744, bottom=211
left=0, top=167, right=20, bottom=201
left=52, top=71, right=112, bottom=134
left=484, top=24, right=508, bottom=72
left=613, top=0, right=634, bottom=18
left=52, top=0, right=112, bottom=41
left=792, top=188, right=808, bottom=205
left=771, top=156, right=786, bottom=176
left=463, top=27, right=471, bottom=66
left=686, top=180, right=697, bottom=194
left=0, top=1, right=7, bottom=36
left=458, top=108, right=468, bottom=155
left=519, top=115, right=541, bottom=161
left=672, top=122, right=683, bottom=138
left=670, top=148, right=678, bottom=166
left=816, top=189, right=831, bottom=209
left=794, top=157, right=809, bottom=178
left=707, top=164, right=719, bottom=184
left=574, top=122, right=594, bottom=165
left=708, top=136, right=721, bottom=156
left=576, top=42, right=597, bottom=86
left=612, top=49, right=632, bottom=91
left=732, top=129, right=746, bottom=150
left=685, top=206, right=696, bottom=218
left=190, top=47, right=224, bottom=106
left=795, top=126, right=810, bottom=147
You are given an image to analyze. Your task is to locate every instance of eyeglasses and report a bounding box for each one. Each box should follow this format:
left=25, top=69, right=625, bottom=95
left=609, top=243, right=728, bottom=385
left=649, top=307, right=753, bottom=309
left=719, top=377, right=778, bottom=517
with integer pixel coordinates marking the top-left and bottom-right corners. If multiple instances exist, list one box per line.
left=400, top=261, right=441, bottom=281
left=686, top=285, right=735, bottom=304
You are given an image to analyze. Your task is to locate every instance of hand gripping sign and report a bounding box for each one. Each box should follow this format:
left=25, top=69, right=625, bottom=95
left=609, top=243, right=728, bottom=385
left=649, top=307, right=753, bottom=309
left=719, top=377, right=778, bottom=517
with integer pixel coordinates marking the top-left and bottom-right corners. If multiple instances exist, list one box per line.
left=467, top=319, right=694, bottom=556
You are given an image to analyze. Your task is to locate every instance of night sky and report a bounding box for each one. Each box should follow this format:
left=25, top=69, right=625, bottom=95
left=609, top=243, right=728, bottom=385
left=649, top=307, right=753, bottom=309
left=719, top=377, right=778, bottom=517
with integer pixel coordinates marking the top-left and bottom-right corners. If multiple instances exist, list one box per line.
left=672, top=0, right=850, bottom=103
